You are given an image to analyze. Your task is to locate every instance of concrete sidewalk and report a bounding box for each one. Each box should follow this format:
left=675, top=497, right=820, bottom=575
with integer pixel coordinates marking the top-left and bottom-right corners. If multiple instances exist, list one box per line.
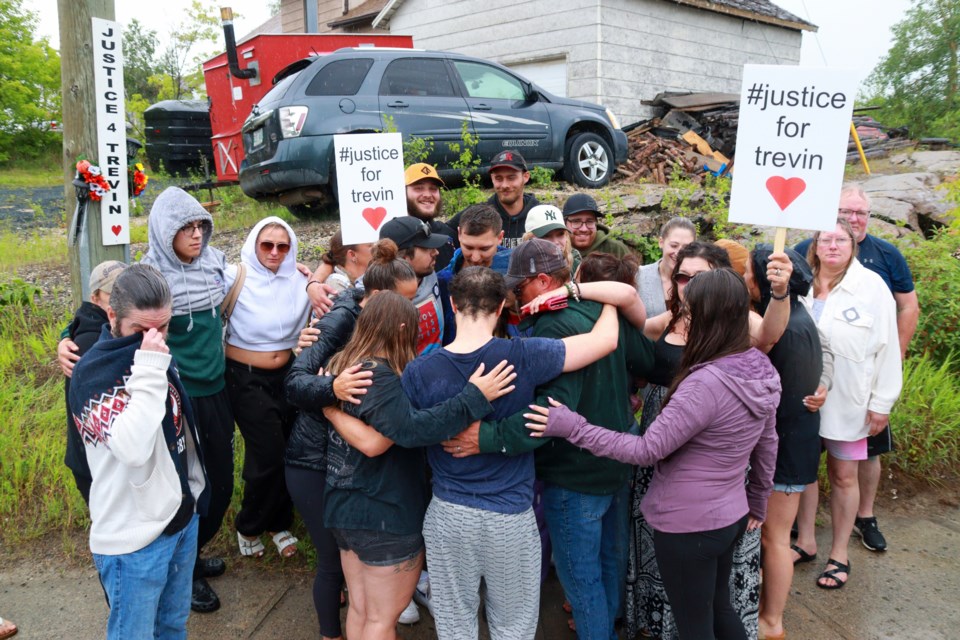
left=2, top=507, right=958, bottom=639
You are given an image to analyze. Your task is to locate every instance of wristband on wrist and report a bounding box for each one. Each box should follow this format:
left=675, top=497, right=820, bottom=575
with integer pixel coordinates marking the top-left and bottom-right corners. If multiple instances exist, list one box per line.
left=565, top=281, right=581, bottom=302
left=770, top=289, right=789, bottom=301
left=306, top=280, right=322, bottom=291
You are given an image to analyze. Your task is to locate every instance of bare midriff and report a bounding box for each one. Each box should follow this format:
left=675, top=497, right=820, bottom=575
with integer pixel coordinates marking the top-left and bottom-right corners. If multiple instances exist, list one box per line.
left=226, top=344, right=292, bottom=370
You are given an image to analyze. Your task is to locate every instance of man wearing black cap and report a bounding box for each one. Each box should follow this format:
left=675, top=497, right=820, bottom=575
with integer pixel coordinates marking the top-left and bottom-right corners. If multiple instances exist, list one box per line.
left=562, top=193, right=632, bottom=259
left=380, top=216, right=450, bottom=355
left=448, top=149, right=539, bottom=248
left=406, top=162, right=457, bottom=271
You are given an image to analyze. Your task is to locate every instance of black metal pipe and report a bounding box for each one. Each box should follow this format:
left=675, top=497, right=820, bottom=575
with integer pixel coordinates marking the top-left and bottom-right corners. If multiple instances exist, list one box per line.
left=221, top=7, right=256, bottom=80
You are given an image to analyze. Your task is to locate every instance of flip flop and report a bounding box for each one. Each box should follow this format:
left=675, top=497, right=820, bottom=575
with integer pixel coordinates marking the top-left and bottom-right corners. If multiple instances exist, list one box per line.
left=791, top=543, right=816, bottom=565
left=816, top=558, right=850, bottom=590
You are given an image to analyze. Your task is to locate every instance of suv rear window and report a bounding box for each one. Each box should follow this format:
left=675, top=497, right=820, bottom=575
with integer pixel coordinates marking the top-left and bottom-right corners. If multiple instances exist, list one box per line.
left=305, top=58, right=374, bottom=96
left=260, top=71, right=300, bottom=104
left=379, top=58, right=457, bottom=97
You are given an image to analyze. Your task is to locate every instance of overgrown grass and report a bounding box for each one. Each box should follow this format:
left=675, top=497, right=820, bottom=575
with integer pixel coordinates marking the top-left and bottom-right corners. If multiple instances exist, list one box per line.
left=0, top=149, right=62, bottom=187
left=0, top=228, right=68, bottom=270
left=889, top=354, right=960, bottom=478
left=0, top=298, right=84, bottom=541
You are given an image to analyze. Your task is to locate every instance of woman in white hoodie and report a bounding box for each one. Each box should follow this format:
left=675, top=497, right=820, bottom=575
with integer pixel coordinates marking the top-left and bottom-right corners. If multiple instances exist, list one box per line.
left=224, top=216, right=311, bottom=559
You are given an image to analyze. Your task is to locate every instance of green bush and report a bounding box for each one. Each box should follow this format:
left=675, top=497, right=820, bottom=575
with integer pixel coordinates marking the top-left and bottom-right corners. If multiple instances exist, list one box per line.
left=889, top=354, right=960, bottom=477
left=897, top=225, right=960, bottom=368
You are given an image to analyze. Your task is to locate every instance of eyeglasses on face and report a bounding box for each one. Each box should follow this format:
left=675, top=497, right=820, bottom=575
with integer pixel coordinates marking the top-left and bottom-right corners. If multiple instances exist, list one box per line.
left=259, top=241, right=291, bottom=254
left=179, top=221, right=212, bottom=236
left=838, top=208, right=870, bottom=219
left=513, top=277, right=534, bottom=298
left=817, top=235, right=852, bottom=247
left=566, top=217, right=597, bottom=230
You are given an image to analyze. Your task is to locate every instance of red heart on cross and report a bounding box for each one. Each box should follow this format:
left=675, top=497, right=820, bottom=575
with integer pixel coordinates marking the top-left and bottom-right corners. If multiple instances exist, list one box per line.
left=111, top=225, right=122, bottom=236
left=362, top=207, right=388, bottom=230
left=765, top=176, right=806, bottom=211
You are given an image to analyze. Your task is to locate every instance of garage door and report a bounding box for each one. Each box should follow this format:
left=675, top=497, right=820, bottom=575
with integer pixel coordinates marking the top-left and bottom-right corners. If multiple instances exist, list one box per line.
left=507, top=58, right=567, bottom=97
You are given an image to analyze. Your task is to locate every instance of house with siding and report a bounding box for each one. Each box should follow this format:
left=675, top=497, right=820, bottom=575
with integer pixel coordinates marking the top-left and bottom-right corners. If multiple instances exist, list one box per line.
left=275, top=0, right=814, bottom=125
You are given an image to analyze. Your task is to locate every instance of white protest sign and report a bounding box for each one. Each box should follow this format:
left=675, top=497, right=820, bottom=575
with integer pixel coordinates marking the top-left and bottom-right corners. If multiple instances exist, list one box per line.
left=92, top=17, right=129, bottom=246
left=334, top=133, right=406, bottom=244
left=728, top=65, right=858, bottom=233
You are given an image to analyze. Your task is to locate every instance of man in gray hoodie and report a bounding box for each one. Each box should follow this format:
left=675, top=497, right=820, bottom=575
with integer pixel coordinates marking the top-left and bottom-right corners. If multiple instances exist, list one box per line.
left=141, top=187, right=233, bottom=613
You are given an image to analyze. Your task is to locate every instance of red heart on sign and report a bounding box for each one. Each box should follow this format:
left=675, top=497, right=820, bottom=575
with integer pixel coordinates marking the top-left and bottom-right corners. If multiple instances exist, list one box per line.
left=765, top=176, right=806, bottom=211
left=111, top=225, right=122, bottom=236
left=362, top=207, right=388, bottom=230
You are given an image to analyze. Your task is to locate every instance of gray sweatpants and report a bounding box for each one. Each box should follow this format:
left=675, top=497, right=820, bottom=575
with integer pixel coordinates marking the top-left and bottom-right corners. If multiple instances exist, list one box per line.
left=422, top=496, right=541, bottom=640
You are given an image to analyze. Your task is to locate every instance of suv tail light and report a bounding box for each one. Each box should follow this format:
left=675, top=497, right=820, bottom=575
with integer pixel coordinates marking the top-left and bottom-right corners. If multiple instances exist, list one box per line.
left=278, top=106, right=309, bottom=138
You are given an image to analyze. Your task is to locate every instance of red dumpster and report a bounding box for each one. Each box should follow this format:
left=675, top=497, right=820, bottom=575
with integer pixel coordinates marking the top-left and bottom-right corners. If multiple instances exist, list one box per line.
left=202, top=33, right=414, bottom=183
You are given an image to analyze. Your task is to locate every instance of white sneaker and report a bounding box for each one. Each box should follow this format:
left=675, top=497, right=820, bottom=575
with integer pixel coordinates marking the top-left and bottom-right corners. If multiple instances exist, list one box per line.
left=398, top=598, right=420, bottom=624
left=413, top=570, right=435, bottom=619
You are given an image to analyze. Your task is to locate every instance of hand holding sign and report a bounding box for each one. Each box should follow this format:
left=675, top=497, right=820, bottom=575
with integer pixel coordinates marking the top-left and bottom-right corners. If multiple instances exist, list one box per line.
left=728, top=66, right=858, bottom=239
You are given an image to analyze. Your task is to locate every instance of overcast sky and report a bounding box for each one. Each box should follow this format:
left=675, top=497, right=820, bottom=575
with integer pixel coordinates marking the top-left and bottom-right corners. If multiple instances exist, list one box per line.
left=28, top=0, right=911, bottom=81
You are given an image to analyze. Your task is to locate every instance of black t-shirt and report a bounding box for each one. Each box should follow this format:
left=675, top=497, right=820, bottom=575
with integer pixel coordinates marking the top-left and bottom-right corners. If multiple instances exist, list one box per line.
left=446, top=193, right=540, bottom=249
left=765, top=300, right=823, bottom=485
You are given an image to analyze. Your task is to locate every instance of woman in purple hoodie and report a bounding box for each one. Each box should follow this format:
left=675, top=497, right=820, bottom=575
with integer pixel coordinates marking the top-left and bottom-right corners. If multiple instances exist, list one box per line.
left=527, top=268, right=780, bottom=640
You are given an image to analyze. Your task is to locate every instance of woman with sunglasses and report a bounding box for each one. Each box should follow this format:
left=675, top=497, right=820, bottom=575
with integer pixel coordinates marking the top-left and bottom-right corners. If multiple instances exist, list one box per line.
left=224, top=216, right=311, bottom=559
left=619, top=242, right=792, bottom=639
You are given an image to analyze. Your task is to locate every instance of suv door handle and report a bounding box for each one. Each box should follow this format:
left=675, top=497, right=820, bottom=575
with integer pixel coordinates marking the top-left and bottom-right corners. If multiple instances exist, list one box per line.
left=473, top=104, right=492, bottom=111
left=387, top=101, right=409, bottom=108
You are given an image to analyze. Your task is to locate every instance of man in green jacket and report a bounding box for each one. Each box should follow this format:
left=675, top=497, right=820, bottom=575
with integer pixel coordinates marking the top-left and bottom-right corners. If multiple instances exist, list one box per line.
left=562, top=193, right=632, bottom=259
left=459, top=239, right=654, bottom=640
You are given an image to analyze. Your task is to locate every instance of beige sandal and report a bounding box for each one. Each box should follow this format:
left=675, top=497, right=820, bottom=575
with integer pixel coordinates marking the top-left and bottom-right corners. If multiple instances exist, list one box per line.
left=271, top=531, right=298, bottom=558
left=237, top=532, right=265, bottom=558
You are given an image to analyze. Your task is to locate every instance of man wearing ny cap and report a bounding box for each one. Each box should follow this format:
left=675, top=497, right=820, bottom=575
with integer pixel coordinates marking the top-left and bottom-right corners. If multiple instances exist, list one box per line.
left=448, top=150, right=539, bottom=248
left=563, top=193, right=632, bottom=259
left=464, top=238, right=654, bottom=640
left=380, top=215, right=450, bottom=355
left=405, top=163, right=457, bottom=271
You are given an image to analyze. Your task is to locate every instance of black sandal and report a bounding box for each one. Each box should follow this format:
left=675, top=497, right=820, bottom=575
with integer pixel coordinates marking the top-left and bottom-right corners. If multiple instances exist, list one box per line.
left=791, top=543, right=817, bottom=565
left=816, top=558, right=850, bottom=590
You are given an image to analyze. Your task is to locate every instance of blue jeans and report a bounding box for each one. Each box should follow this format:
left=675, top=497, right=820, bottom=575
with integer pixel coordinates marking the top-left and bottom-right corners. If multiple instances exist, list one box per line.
left=542, top=483, right=629, bottom=640
left=93, top=514, right=198, bottom=640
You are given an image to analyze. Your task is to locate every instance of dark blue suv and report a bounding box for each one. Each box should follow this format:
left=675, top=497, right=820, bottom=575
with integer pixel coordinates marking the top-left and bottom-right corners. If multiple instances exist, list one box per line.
left=239, top=48, right=628, bottom=208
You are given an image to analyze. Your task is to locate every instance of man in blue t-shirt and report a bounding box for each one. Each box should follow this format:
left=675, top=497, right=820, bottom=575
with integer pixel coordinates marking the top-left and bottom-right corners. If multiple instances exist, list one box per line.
left=794, top=185, right=919, bottom=557
left=402, top=266, right=618, bottom=640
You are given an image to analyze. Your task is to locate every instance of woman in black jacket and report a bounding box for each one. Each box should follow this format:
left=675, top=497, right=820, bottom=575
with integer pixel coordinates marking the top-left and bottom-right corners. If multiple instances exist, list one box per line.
left=284, top=240, right=418, bottom=640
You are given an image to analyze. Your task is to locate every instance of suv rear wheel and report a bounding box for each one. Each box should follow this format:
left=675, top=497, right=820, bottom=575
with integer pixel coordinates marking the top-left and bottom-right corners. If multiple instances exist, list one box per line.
left=565, top=132, right=613, bottom=188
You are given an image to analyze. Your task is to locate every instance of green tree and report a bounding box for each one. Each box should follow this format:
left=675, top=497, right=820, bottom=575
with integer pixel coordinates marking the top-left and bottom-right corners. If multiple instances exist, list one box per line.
left=155, top=1, right=222, bottom=100
left=122, top=18, right=161, bottom=141
left=0, top=0, right=61, bottom=164
left=864, top=0, right=960, bottom=140
left=123, top=19, right=160, bottom=103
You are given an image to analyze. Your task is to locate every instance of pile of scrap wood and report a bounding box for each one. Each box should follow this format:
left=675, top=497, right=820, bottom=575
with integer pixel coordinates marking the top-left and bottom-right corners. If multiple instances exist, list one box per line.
left=616, top=92, right=740, bottom=184
left=849, top=112, right=913, bottom=160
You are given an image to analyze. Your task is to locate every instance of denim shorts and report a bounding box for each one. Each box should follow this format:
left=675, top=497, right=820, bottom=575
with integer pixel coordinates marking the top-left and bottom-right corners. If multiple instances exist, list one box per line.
left=330, top=527, right=423, bottom=567
left=773, top=482, right=807, bottom=494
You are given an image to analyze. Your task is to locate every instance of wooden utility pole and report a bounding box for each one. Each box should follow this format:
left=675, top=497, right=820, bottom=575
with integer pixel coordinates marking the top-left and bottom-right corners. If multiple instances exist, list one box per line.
left=59, top=0, right=125, bottom=308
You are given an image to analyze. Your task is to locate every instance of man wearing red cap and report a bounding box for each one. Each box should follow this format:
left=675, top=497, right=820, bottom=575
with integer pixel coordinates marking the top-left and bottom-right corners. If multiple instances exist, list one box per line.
left=448, top=149, right=539, bottom=248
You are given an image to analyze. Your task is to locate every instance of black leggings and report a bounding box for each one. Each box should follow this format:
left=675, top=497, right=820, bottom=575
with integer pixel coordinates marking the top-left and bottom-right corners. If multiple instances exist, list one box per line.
left=286, top=465, right=344, bottom=639
left=190, top=388, right=235, bottom=566
left=654, top=515, right=749, bottom=640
